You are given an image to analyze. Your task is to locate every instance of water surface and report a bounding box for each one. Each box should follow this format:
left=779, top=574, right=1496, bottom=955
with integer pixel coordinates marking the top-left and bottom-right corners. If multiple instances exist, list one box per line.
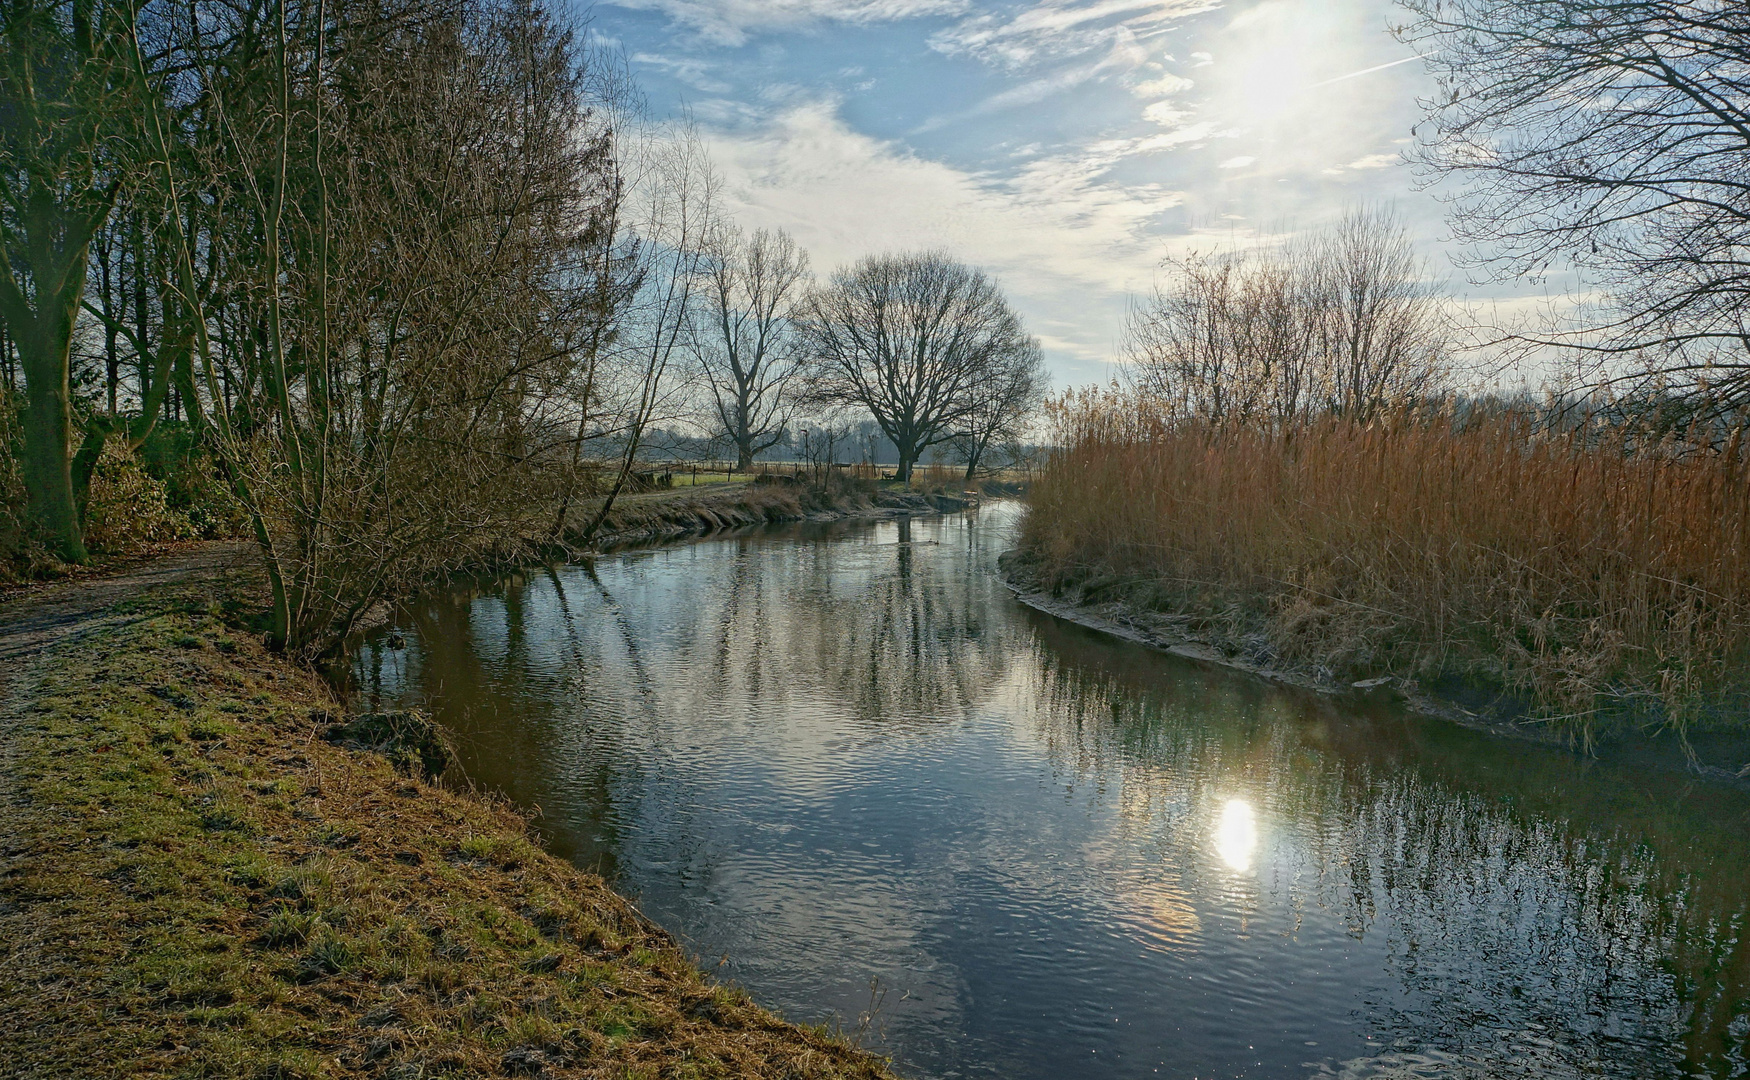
left=352, top=504, right=1750, bottom=1079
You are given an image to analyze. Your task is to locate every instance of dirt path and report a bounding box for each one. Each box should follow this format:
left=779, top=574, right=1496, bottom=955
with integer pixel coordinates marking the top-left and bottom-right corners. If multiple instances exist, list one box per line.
left=0, top=542, right=251, bottom=667
left=0, top=541, right=252, bottom=895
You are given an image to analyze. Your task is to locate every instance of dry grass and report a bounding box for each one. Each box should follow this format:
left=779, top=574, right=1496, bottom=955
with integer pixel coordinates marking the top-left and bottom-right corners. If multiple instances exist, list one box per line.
left=1021, top=389, right=1750, bottom=738
left=0, top=583, right=895, bottom=1079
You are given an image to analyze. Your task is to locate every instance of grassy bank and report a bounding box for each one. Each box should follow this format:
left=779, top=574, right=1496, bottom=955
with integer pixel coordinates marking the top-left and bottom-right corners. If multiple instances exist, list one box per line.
left=1018, top=390, right=1750, bottom=742
left=0, top=566, right=894, bottom=1079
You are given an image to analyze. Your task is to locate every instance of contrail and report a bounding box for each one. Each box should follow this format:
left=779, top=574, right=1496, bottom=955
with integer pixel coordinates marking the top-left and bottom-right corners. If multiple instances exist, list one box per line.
left=1305, top=53, right=1431, bottom=88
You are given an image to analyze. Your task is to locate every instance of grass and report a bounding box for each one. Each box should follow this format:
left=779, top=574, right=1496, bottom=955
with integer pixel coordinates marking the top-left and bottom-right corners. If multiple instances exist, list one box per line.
left=1019, top=389, right=1750, bottom=741
left=0, top=581, right=895, bottom=1079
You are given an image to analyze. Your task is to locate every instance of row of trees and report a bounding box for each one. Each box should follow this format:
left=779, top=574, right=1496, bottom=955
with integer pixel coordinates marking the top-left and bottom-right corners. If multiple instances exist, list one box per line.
left=3, top=0, right=668, bottom=651
left=0, top=0, right=1043, bottom=654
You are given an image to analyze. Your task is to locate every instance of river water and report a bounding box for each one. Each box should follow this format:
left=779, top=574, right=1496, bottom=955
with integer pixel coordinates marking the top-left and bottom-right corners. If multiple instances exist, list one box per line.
left=351, top=503, right=1750, bottom=1079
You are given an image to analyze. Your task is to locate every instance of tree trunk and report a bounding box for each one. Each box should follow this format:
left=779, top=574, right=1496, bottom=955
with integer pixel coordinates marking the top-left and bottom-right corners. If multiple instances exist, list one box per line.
left=963, top=434, right=991, bottom=483
left=736, top=442, right=754, bottom=471
left=17, top=310, right=88, bottom=562
left=895, top=451, right=914, bottom=483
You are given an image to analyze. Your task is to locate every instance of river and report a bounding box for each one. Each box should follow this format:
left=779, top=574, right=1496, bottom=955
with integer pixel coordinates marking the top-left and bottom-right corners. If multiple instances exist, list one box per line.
left=350, top=502, right=1750, bottom=1079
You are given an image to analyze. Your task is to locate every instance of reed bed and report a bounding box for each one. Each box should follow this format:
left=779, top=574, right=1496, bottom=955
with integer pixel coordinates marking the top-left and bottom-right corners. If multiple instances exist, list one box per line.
left=1021, top=389, right=1750, bottom=737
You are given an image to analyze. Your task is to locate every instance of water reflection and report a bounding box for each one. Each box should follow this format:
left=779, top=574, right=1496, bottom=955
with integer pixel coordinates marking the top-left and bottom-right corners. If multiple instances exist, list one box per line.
left=352, top=505, right=1750, bottom=1080
left=1215, top=799, right=1258, bottom=872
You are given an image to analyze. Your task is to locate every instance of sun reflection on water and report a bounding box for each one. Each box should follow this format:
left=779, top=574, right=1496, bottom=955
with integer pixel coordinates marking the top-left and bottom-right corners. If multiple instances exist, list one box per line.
left=1214, top=798, right=1258, bottom=872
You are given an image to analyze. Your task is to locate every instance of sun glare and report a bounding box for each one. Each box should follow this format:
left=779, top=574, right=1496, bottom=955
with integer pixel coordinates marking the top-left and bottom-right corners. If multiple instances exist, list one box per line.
left=1228, top=45, right=1309, bottom=126
left=1214, top=798, right=1259, bottom=872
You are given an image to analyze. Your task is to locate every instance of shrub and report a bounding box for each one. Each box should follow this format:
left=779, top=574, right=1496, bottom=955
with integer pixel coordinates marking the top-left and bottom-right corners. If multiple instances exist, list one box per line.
left=137, top=423, right=248, bottom=538
left=81, top=440, right=196, bottom=554
left=0, top=389, right=35, bottom=580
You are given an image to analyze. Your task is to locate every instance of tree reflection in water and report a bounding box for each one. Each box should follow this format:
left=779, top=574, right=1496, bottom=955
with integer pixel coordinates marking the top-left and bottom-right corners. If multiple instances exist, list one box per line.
left=351, top=506, right=1750, bottom=1080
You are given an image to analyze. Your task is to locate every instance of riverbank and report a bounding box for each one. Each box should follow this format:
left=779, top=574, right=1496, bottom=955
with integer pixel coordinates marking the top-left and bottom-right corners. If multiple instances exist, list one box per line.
left=998, top=547, right=1750, bottom=790
left=0, top=542, right=899, bottom=1077
left=1023, top=391, right=1750, bottom=757
left=585, top=481, right=971, bottom=552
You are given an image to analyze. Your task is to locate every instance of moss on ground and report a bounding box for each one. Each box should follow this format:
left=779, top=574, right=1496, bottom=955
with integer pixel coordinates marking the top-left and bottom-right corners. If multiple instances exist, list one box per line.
left=0, top=581, right=894, bottom=1080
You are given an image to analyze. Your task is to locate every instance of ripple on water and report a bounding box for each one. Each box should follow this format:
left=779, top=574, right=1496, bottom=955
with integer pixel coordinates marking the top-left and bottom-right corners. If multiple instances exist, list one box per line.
left=351, top=506, right=1750, bottom=1080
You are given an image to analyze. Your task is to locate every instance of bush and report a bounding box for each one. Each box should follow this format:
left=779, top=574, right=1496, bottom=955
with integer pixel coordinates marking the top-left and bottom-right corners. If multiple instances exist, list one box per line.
left=82, top=440, right=196, bottom=553
left=0, top=390, right=55, bottom=581
left=1, top=392, right=248, bottom=577
left=137, top=423, right=248, bottom=539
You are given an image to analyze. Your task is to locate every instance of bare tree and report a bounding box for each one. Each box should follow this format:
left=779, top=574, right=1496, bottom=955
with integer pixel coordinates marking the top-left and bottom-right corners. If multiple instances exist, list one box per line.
left=1129, top=210, right=1447, bottom=425
left=952, top=338, right=1044, bottom=481
left=1128, top=248, right=1317, bottom=426
left=802, top=250, right=1039, bottom=483
left=1306, top=207, right=1448, bottom=417
left=574, top=119, right=718, bottom=543
left=1396, top=0, right=1750, bottom=402
left=691, top=225, right=809, bottom=470
left=794, top=406, right=856, bottom=482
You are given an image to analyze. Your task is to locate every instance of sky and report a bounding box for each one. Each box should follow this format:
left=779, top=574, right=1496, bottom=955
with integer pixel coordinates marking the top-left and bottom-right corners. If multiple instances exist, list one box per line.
left=585, top=0, right=1501, bottom=388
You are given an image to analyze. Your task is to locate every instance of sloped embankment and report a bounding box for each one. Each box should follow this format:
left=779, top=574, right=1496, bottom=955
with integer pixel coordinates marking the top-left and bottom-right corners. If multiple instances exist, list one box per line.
left=0, top=560, right=895, bottom=1080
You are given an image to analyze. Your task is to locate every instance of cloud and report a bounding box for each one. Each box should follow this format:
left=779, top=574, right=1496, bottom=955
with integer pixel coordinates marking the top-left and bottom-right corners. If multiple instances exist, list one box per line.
left=702, top=101, right=1194, bottom=378
left=1218, top=155, right=1255, bottom=168
left=629, top=52, right=731, bottom=93
left=604, top=0, right=966, bottom=46
left=1132, top=72, right=1194, bottom=96
left=915, top=23, right=1151, bottom=131
left=1341, top=152, right=1399, bottom=170
left=932, top=0, right=1217, bottom=67
left=1142, top=100, right=1189, bottom=125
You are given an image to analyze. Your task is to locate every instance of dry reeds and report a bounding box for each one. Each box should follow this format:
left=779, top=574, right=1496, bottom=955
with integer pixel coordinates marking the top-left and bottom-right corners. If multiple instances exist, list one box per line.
left=1022, top=388, right=1750, bottom=736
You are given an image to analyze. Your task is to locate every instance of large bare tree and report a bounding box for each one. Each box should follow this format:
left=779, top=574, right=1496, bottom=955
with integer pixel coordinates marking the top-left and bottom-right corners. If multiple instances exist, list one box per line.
left=802, top=250, right=1039, bottom=483
left=691, top=225, right=809, bottom=470
left=1396, top=0, right=1750, bottom=402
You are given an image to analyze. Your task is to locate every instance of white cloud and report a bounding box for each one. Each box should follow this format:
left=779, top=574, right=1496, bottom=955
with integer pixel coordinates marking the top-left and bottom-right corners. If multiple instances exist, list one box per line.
left=1142, top=100, right=1189, bottom=125
left=1341, top=152, right=1399, bottom=170
left=605, top=0, right=966, bottom=47
left=916, top=23, right=1151, bottom=131
left=1132, top=72, right=1194, bottom=96
left=1131, top=121, right=1226, bottom=149
left=702, top=101, right=1194, bottom=379
left=1218, top=155, right=1255, bottom=168
left=630, top=52, right=731, bottom=93
left=933, top=0, right=1217, bottom=67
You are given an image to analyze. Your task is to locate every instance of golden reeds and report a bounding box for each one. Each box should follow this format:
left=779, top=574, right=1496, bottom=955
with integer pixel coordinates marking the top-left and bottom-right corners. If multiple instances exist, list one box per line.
left=1022, top=389, right=1750, bottom=736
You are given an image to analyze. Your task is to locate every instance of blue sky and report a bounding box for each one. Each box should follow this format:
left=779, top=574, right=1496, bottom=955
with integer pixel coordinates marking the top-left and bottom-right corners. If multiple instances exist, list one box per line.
left=588, top=0, right=1486, bottom=387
